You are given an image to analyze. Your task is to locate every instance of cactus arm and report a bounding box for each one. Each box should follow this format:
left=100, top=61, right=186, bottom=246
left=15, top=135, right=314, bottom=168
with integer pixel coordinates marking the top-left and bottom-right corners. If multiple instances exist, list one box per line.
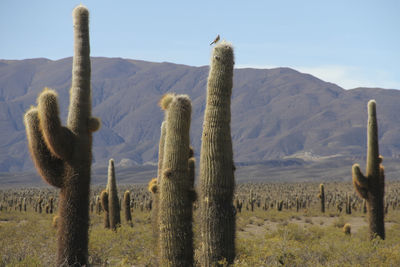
left=352, top=164, right=368, bottom=188
left=379, top=163, right=385, bottom=198
left=352, top=164, right=369, bottom=200
left=67, top=5, right=92, bottom=134
left=37, top=89, right=74, bottom=160
left=188, top=157, right=197, bottom=202
left=24, top=107, right=64, bottom=188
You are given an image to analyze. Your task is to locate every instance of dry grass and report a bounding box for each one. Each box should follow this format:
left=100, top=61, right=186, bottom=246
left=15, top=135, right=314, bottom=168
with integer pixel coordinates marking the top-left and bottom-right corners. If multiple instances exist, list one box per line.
left=2, top=183, right=400, bottom=266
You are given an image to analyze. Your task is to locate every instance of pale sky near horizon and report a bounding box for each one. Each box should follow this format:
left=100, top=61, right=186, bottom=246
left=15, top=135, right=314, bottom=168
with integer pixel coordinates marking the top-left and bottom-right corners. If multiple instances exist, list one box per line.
left=0, top=0, right=398, bottom=89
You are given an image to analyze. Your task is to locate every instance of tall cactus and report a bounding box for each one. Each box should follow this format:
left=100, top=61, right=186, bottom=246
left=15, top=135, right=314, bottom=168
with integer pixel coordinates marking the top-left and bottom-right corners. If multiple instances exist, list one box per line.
left=107, top=159, right=121, bottom=230
left=318, top=184, right=325, bottom=213
left=23, top=5, right=99, bottom=266
left=352, top=100, right=385, bottom=239
left=158, top=94, right=193, bottom=267
left=200, top=41, right=236, bottom=266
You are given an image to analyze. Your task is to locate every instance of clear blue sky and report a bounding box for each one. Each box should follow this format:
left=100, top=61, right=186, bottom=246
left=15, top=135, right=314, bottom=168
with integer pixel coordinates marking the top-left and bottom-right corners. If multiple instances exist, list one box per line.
left=1, top=0, right=398, bottom=89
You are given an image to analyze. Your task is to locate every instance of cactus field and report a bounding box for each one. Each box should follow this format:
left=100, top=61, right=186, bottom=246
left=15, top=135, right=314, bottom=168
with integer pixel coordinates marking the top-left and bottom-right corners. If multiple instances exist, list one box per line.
left=2, top=182, right=400, bottom=266
left=1, top=3, right=399, bottom=267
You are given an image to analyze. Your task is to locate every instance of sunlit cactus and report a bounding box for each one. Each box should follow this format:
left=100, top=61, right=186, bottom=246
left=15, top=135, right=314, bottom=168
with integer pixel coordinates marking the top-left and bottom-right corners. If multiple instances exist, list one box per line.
left=23, top=5, right=99, bottom=265
left=352, top=100, right=385, bottom=239
left=200, top=41, right=236, bottom=266
left=158, top=93, right=194, bottom=267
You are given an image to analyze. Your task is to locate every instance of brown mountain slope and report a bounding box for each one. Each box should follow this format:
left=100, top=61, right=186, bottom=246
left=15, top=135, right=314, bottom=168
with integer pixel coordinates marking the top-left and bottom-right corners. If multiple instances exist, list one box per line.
left=0, top=57, right=399, bottom=173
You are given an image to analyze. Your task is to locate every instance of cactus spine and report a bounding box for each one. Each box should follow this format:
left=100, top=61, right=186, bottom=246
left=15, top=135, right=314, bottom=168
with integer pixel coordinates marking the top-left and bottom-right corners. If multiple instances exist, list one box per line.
left=200, top=41, right=236, bottom=266
left=159, top=94, right=194, bottom=267
left=318, top=184, right=325, bottom=213
left=107, top=159, right=121, bottom=230
left=352, top=100, right=385, bottom=239
left=23, top=5, right=99, bottom=266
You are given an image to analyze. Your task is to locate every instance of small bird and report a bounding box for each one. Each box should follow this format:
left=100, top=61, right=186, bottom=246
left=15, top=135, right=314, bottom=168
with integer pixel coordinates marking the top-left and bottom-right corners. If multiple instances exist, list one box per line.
left=210, top=34, right=220, bottom=45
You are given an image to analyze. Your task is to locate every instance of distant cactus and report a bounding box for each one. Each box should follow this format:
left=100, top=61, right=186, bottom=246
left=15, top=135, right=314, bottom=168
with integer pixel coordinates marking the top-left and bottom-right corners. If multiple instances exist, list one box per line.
left=123, top=190, right=132, bottom=226
left=236, top=199, right=242, bottom=213
left=49, top=197, right=54, bottom=214
left=296, top=197, right=300, bottom=212
left=23, top=198, right=27, bottom=212
left=158, top=94, right=194, bottom=266
left=277, top=200, right=283, bottom=211
left=346, top=195, right=352, bottom=215
left=38, top=198, right=43, bottom=213
left=107, top=159, right=121, bottom=230
left=343, top=223, right=351, bottom=235
left=23, top=6, right=99, bottom=265
left=249, top=189, right=256, bottom=212
left=318, top=184, right=325, bottom=213
left=200, top=41, right=236, bottom=266
left=352, top=100, right=385, bottom=240
left=100, top=190, right=110, bottom=229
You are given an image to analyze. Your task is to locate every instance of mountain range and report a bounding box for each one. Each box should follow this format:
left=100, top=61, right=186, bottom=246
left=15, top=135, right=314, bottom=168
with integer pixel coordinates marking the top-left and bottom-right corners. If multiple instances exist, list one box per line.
left=1, top=57, right=400, bottom=175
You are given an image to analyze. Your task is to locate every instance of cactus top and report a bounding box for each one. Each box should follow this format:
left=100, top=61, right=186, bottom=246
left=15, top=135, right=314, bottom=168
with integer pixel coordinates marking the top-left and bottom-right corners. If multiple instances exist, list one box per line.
left=367, top=99, right=379, bottom=178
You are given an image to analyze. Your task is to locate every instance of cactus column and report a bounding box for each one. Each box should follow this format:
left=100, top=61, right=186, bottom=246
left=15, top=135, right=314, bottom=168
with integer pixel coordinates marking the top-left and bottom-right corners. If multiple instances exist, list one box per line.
left=158, top=94, right=193, bottom=267
left=24, top=5, right=100, bottom=266
left=200, top=41, right=236, bottom=266
left=107, top=159, right=121, bottom=230
left=318, top=184, right=325, bottom=213
left=100, top=190, right=110, bottom=229
left=352, top=100, right=385, bottom=239
left=123, top=190, right=132, bottom=225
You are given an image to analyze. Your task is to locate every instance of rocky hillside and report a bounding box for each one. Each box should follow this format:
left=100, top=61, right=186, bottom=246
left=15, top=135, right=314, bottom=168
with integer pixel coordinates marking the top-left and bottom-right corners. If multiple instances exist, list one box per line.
left=1, top=57, right=400, bottom=172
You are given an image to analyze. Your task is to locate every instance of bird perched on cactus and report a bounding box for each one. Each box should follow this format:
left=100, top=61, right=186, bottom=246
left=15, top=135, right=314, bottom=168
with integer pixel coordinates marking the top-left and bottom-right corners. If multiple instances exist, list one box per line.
left=200, top=40, right=236, bottom=266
